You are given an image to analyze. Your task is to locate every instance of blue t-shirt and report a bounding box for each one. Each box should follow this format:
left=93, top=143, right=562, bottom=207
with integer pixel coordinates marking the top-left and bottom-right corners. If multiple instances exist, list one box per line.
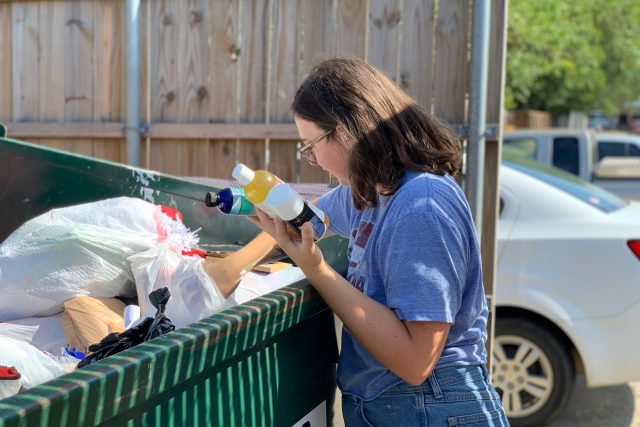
left=317, top=170, right=488, bottom=401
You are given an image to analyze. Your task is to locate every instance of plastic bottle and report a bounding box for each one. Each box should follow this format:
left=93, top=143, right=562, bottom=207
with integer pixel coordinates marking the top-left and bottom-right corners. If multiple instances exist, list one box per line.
left=267, top=183, right=329, bottom=241
left=204, top=187, right=255, bottom=215
left=232, top=164, right=282, bottom=217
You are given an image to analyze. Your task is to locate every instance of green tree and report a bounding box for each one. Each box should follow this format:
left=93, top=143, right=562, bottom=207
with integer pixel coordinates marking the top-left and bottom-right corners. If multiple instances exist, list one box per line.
left=505, top=0, right=640, bottom=116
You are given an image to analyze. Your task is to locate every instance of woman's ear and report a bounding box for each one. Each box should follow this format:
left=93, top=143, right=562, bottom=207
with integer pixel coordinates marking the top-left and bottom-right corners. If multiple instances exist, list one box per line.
left=333, top=124, right=347, bottom=145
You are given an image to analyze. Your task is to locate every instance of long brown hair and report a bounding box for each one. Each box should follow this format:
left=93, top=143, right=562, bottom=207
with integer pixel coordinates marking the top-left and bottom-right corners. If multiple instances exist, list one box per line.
left=292, top=58, right=461, bottom=210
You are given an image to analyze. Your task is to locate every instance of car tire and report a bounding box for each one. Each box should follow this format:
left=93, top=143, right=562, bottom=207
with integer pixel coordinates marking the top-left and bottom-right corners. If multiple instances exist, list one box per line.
left=492, top=316, right=575, bottom=426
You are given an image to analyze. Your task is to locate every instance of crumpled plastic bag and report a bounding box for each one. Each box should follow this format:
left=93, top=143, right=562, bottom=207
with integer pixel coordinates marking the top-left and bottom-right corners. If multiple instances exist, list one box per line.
left=129, top=245, right=225, bottom=329
left=0, top=197, right=197, bottom=321
left=0, top=323, right=75, bottom=389
left=77, top=287, right=175, bottom=368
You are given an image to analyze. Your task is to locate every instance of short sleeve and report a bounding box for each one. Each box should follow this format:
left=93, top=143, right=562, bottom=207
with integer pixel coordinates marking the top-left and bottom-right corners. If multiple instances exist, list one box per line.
left=316, top=185, right=353, bottom=238
left=379, top=212, right=469, bottom=323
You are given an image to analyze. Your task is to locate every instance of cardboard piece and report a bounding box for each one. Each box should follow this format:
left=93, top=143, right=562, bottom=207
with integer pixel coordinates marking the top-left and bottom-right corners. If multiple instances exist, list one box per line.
left=61, top=296, right=126, bottom=353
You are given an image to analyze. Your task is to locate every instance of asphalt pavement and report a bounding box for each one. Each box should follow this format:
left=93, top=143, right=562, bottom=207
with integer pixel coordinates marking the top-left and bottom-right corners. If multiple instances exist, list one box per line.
left=548, top=375, right=640, bottom=427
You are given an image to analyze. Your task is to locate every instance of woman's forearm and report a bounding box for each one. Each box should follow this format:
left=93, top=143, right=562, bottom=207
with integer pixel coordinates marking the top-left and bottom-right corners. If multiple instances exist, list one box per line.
left=206, top=231, right=278, bottom=297
left=224, top=231, right=279, bottom=272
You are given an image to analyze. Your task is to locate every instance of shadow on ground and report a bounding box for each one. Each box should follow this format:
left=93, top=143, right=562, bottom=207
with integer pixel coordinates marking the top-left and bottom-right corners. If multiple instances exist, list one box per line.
left=548, top=374, right=635, bottom=427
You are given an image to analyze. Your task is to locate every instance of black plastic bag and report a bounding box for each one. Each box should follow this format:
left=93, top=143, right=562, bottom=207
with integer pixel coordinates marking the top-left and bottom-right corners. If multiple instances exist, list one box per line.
left=77, top=287, right=175, bottom=368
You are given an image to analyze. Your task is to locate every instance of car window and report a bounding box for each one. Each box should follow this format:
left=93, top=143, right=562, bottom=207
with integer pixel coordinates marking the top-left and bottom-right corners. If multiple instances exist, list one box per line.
left=630, top=144, right=640, bottom=156
left=502, top=152, right=627, bottom=213
left=598, top=142, right=627, bottom=160
left=502, top=138, right=537, bottom=161
left=552, top=137, right=580, bottom=176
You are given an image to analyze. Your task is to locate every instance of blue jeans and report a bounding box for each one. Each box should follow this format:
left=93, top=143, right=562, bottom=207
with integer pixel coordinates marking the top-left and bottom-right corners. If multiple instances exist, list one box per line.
left=342, top=365, right=509, bottom=426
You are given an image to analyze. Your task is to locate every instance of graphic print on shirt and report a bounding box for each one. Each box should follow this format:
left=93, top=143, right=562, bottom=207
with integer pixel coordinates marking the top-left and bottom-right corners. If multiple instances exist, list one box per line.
left=346, top=220, right=374, bottom=292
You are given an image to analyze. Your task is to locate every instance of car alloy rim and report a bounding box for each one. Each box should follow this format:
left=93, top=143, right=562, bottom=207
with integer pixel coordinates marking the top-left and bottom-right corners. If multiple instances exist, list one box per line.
left=491, top=334, right=554, bottom=418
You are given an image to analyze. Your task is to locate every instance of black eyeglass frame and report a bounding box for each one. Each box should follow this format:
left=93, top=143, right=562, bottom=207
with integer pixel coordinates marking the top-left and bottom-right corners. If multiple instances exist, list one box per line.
left=298, top=129, right=334, bottom=165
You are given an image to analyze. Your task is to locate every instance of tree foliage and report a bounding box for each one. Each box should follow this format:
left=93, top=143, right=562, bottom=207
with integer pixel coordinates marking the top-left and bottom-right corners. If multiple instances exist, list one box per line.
left=505, top=0, right=640, bottom=115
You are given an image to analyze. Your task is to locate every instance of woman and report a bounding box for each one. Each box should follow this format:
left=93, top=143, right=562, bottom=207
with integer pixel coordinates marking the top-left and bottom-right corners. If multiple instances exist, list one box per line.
left=224, top=58, right=509, bottom=426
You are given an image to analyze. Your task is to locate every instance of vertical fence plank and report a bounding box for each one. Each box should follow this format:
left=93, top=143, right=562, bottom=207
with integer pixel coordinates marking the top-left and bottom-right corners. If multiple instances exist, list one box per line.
left=237, top=0, right=270, bottom=171
left=150, top=0, right=210, bottom=177
left=297, top=0, right=334, bottom=183
left=149, top=0, right=178, bottom=173
left=268, top=0, right=300, bottom=182
left=433, top=0, right=469, bottom=124
left=178, top=0, right=210, bottom=177
left=399, top=0, right=435, bottom=111
left=367, top=0, right=400, bottom=81
left=207, top=0, right=240, bottom=179
left=63, top=1, right=95, bottom=156
left=35, top=1, right=66, bottom=151
left=151, top=0, right=179, bottom=122
left=335, top=0, right=367, bottom=59
left=0, top=2, right=13, bottom=121
left=270, top=0, right=300, bottom=123
left=301, top=0, right=334, bottom=71
left=12, top=2, right=39, bottom=121
left=92, top=0, right=126, bottom=163
left=38, top=1, right=66, bottom=122
left=317, top=0, right=368, bottom=183
left=269, top=140, right=297, bottom=182
left=178, top=0, right=209, bottom=122
left=487, top=0, right=507, bottom=125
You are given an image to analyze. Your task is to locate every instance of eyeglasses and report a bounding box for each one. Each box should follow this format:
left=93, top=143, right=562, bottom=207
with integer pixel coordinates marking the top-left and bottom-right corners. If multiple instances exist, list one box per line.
left=298, top=129, right=334, bottom=165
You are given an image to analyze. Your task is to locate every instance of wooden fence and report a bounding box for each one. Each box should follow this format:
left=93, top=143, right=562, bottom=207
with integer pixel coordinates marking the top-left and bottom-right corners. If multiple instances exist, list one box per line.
left=0, top=0, right=506, bottom=184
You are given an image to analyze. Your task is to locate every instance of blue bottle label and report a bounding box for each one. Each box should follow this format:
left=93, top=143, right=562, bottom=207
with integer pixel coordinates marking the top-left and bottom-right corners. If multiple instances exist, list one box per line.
left=228, top=188, right=255, bottom=215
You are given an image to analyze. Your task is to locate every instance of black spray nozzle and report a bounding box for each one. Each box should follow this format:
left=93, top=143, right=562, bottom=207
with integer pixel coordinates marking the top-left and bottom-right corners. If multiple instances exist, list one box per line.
left=204, top=191, right=220, bottom=207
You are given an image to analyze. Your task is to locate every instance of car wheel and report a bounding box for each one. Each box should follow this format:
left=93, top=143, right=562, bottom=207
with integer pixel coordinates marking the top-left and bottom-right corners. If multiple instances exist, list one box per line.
left=492, top=317, right=575, bottom=426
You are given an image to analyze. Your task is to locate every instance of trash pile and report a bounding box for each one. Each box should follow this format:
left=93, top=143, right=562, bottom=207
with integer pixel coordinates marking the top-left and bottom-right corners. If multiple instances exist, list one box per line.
left=0, top=197, right=304, bottom=399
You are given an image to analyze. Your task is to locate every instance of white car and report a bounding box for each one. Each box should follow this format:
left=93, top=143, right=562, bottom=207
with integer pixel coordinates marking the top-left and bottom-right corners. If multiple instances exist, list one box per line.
left=494, top=158, right=640, bottom=426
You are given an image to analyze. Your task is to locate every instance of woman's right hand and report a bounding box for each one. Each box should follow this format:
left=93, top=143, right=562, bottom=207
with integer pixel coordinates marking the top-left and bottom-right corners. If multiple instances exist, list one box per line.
left=248, top=209, right=325, bottom=275
left=275, top=219, right=325, bottom=274
left=245, top=208, right=278, bottom=238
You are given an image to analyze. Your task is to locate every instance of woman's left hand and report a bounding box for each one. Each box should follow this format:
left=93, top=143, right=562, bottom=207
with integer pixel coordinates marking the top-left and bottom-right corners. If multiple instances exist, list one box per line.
left=249, top=209, right=325, bottom=274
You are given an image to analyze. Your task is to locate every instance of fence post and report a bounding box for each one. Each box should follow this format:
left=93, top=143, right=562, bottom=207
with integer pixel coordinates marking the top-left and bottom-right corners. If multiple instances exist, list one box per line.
left=126, top=0, right=141, bottom=166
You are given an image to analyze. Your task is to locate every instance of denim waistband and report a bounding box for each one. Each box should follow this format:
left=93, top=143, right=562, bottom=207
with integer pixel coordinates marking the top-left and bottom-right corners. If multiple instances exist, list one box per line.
left=384, top=364, right=490, bottom=396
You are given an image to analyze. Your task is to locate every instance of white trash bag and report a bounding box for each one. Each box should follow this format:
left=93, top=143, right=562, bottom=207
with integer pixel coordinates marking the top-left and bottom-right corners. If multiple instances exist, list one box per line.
left=0, top=197, right=197, bottom=321
left=129, top=245, right=225, bottom=329
left=0, top=324, right=72, bottom=389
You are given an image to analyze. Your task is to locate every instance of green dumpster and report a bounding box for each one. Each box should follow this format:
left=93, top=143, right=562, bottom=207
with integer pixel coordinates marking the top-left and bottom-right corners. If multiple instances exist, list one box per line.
left=0, top=125, right=348, bottom=426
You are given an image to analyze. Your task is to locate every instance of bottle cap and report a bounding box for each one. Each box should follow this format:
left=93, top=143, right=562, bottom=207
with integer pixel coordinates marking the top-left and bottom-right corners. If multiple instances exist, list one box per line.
left=267, top=183, right=304, bottom=221
left=232, top=163, right=255, bottom=185
left=0, top=366, right=21, bottom=381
